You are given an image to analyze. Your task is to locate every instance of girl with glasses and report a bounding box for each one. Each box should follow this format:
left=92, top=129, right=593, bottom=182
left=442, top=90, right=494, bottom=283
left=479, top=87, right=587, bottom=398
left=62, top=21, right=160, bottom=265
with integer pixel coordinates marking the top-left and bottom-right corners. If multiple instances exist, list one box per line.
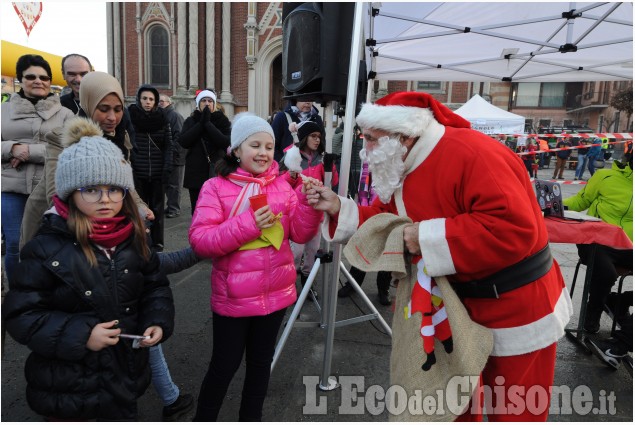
left=3, top=118, right=175, bottom=421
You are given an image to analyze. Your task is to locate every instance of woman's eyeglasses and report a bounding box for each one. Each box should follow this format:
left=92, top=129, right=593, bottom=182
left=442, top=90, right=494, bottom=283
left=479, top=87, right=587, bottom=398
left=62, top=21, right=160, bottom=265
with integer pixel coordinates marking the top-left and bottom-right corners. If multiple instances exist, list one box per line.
left=23, top=74, right=51, bottom=82
left=77, top=186, right=127, bottom=203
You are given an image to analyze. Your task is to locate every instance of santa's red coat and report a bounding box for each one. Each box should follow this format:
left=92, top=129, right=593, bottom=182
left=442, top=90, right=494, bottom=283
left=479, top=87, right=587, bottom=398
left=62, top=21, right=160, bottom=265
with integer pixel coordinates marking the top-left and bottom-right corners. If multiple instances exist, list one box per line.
left=326, top=119, right=572, bottom=357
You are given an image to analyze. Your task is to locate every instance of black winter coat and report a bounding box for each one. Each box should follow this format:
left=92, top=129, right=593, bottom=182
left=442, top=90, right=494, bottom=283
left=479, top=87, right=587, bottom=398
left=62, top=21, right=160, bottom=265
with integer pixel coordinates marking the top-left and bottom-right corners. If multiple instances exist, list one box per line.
left=2, top=214, right=175, bottom=420
left=128, top=104, right=174, bottom=181
left=179, top=109, right=231, bottom=190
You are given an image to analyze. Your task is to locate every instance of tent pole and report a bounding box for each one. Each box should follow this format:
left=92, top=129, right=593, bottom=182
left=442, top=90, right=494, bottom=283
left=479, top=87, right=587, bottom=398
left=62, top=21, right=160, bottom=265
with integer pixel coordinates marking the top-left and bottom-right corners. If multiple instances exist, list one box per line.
left=318, top=0, right=364, bottom=391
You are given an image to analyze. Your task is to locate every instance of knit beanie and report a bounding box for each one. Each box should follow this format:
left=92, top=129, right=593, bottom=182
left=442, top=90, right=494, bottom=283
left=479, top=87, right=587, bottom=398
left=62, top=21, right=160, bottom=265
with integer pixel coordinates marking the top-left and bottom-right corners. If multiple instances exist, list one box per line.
left=230, top=113, right=275, bottom=151
left=56, top=117, right=134, bottom=201
left=356, top=91, right=471, bottom=137
left=195, top=89, right=217, bottom=108
left=296, top=120, right=323, bottom=142
left=79, top=71, right=125, bottom=119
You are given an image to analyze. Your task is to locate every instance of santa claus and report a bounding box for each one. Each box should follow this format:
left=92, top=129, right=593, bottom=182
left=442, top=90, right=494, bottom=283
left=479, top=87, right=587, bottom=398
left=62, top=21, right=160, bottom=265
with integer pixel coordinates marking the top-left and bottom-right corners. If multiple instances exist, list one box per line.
left=306, top=91, right=572, bottom=421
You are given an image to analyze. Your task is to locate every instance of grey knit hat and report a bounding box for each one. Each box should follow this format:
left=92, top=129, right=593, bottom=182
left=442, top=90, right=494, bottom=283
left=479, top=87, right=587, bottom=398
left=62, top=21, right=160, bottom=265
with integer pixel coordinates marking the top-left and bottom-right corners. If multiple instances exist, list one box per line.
left=230, top=112, right=275, bottom=151
left=55, top=117, right=134, bottom=201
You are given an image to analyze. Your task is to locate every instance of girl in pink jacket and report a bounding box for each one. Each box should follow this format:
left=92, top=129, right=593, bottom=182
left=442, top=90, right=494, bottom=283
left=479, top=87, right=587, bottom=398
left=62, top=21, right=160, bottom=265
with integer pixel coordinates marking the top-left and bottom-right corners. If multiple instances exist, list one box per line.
left=189, top=113, right=322, bottom=421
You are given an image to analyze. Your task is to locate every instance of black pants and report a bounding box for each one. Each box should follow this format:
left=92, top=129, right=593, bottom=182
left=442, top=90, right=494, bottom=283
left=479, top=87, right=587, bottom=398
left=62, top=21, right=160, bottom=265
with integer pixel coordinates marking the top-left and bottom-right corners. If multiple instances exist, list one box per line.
left=194, top=308, right=286, bottom=422
left=577, top=244, right=633, bottom=315
left=188, top=187, right=202, bottom=216
left=348, top=266, right=391, bottom=292
left=134, top=177, right=165, bottom=247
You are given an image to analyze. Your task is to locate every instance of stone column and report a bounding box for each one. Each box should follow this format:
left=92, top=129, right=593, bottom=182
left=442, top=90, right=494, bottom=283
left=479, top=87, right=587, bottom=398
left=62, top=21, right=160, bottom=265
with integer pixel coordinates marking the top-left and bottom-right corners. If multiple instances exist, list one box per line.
left=219, top=2, right=234, bottom=116
left=205, top=3, right=215, bottom=89
left=136, top=3, right=142, bottom=87
left=245, top=2, right=258, bottom=113
left=188, top=2, right=199, bottom=91
left=177, top=2, right=187, bottom=92
left=112, top=3, right=122, bottom=81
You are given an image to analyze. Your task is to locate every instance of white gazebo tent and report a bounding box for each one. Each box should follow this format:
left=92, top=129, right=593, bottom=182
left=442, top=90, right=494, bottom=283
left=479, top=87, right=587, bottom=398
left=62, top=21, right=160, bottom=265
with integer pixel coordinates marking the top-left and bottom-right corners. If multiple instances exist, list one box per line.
left=454, top=94, right=526, bottom=135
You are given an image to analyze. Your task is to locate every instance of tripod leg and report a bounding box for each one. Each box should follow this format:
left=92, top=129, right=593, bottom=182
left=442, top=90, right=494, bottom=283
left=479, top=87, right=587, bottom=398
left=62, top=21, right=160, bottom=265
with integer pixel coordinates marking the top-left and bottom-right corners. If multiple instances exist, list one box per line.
left=339, top=262, right=393, bottom=335
left=271, top=258, right=322, bottom=371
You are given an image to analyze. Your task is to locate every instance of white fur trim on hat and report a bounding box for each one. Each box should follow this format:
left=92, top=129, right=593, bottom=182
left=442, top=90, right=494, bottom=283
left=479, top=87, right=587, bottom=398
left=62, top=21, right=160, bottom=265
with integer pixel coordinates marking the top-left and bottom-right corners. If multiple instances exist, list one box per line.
left=230, top=113, right=275, bottom=150
left=196, top=90, right=217, bottom=108
left=355, top=103, right=435, bottom=138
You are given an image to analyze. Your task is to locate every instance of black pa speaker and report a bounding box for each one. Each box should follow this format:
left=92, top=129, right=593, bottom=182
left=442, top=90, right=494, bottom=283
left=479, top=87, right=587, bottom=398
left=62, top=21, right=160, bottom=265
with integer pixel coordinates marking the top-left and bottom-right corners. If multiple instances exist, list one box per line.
left=282, top=2, right=356, bottom=102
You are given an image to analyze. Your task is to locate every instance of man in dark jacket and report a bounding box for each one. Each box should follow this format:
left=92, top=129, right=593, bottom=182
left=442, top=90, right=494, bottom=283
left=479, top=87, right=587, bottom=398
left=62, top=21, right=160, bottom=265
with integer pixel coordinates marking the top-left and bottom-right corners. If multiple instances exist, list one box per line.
left=552, top=138, right=572, bottom=179
left=128, top=85, right=174, bottom=251
left=59, top=54, right=92, bottom=115
left=271, top=100, right=324, bottom=162
left=159, top=95, right=185, bottom=218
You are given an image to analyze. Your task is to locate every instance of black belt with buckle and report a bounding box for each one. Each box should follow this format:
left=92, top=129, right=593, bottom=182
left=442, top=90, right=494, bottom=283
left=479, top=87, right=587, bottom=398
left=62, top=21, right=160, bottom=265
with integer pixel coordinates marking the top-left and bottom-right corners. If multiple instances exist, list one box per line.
left=452, top=245, right=553, bottom=299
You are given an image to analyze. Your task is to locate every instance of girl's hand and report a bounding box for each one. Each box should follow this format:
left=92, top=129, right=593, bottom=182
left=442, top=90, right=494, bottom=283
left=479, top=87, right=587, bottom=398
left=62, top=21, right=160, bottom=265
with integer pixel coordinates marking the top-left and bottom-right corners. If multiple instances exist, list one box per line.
left=87, top=320, right=121, bottom=351
left=254, top=205, right=274, bottom=229
left=139, top=326, right=163, bottom=347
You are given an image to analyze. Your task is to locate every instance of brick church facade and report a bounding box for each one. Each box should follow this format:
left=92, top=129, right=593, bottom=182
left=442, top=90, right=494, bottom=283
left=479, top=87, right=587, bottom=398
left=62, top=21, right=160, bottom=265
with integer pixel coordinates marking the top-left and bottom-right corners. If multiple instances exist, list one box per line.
left=107, top=2, right=632, bottom=135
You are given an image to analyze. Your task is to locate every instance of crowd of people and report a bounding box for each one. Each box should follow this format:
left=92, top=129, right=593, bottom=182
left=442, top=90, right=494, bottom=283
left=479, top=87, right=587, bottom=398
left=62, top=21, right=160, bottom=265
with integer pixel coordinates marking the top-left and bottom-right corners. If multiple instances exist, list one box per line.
left=1, top=53, right=632, bottom=421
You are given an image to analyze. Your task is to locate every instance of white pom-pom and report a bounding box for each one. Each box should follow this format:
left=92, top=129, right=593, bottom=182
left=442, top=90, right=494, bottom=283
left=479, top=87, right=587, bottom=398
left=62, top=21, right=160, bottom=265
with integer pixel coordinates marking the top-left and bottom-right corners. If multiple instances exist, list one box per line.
left=284, top=145, right=303, bottom=173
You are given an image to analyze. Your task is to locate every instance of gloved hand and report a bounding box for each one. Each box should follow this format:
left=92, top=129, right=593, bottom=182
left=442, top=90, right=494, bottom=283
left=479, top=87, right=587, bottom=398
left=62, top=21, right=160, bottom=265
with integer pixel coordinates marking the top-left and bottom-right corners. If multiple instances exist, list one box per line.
left=200, top=105, right=212, bottom=123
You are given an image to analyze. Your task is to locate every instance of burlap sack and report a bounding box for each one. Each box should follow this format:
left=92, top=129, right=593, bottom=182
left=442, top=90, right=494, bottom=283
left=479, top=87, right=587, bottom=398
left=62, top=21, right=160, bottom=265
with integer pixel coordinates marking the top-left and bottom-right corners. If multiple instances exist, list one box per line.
left=344, top=214, right=494, bottom=421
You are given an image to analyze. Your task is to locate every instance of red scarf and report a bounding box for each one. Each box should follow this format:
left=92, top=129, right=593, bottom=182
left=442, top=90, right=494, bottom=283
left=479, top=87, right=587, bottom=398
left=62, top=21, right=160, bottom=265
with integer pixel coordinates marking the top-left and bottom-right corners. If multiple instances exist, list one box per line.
left=52, top=195, right=134, bottom=248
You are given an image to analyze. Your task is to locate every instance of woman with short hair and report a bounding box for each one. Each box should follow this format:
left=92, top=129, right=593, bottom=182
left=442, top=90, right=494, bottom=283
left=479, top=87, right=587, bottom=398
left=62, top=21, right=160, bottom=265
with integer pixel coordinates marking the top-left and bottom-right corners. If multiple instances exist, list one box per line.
left=1, top=54, right=74, bottom=286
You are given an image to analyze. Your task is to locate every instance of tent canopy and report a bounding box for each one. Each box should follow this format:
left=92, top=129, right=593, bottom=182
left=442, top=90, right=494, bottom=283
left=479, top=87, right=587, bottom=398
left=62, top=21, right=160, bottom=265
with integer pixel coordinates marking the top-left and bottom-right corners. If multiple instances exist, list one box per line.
left=454, top=94, right=526, bottom=134
left=365, top=2, right=633, bottom=82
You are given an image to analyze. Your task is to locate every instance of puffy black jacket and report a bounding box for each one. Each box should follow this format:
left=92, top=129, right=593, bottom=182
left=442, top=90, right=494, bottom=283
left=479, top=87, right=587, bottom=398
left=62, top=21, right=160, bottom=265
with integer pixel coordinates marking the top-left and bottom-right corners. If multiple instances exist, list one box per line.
left=128, top=85, right=174, bottom=181
left=2, top=213, right=174, bottom=420
left=179, top=108, right=231, bottom=190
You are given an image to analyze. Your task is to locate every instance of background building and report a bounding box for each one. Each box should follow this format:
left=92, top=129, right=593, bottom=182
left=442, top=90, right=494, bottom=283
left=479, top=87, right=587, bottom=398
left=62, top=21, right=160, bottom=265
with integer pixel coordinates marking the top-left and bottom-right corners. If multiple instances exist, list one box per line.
left=107, top=2, right=632, bottom=134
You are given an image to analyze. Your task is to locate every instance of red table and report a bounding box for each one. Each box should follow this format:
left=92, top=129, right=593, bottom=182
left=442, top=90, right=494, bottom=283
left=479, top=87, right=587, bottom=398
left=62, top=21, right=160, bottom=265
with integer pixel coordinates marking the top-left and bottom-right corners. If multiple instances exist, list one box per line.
left=544, top=216, right=632, bottom=350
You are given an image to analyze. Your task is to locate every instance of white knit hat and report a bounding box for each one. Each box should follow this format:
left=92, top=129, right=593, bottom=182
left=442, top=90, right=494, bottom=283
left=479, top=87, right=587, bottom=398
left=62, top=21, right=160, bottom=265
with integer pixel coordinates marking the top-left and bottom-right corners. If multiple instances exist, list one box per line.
left=195, top=89, right=217, bottom=108
left=230, top=113, right=275, bottom=151
left=55, top=117, right=134, bottom=201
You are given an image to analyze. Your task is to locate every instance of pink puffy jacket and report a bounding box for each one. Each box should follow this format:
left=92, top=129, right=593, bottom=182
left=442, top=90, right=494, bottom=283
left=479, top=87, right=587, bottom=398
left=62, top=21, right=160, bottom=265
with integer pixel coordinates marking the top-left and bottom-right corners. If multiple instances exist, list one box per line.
left=189, top=163, right=323, bottom=317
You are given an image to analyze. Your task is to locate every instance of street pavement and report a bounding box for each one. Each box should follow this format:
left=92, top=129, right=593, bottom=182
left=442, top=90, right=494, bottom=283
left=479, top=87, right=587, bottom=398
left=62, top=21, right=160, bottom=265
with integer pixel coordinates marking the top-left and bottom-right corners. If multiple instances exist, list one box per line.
left=1, top=162, right=632, bottom=422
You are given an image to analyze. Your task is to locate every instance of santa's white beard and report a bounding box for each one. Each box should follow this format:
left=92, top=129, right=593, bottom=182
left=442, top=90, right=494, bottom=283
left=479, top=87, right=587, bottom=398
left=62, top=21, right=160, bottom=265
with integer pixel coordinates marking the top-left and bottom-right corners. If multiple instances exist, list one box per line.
left=359, top=136, right=407, bottom=203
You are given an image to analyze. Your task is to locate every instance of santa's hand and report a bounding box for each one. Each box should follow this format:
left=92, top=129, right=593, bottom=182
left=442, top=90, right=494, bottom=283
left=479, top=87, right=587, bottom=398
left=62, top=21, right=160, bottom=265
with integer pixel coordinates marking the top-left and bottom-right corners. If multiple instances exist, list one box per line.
left=306, top=185, right=340, bottom=216
left=301, top=176, right=323, bottom=193
left=403, top=223, right=421, bottom=255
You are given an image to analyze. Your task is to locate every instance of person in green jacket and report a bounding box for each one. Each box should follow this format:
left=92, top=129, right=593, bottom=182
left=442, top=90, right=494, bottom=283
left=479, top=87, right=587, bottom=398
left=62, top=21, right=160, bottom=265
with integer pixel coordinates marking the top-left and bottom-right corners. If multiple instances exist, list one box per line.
left=563, top=158, right=633, bottom=335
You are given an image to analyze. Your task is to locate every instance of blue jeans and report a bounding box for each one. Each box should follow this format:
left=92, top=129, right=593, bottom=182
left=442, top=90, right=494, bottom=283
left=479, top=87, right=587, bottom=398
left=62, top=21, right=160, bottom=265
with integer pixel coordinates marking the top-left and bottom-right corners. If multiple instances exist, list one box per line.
left=1, top=192, right=28, bottom=287
left=149, top=344, right=180, bottom=406
left=575, top=154, right=588, bottom=178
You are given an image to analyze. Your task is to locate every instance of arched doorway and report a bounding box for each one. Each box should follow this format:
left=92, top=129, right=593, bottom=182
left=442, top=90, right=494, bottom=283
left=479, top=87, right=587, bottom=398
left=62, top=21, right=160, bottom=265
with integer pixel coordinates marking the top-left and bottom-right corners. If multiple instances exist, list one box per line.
left=270, top=54, right=284, bottom=119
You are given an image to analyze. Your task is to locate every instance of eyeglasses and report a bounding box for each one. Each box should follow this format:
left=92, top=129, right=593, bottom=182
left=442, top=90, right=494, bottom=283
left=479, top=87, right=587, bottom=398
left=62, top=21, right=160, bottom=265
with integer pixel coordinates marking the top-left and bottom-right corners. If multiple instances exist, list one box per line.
left=77, top=186, right=127, bottom=203
left=23, top=74, right=51, bottom=82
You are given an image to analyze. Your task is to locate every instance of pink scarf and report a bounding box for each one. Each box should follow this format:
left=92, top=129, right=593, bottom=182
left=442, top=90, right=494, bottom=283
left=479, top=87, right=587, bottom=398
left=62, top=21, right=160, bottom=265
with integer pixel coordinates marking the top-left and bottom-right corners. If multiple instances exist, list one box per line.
left=52, top=195, right=134, bottom=248
left=227, top=171, right=276, bottom=217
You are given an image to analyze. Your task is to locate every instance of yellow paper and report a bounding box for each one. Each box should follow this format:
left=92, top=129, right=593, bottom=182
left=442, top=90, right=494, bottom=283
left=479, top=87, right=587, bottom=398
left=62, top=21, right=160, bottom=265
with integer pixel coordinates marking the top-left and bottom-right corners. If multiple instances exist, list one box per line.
left=239, top=220, right=284, bottom=251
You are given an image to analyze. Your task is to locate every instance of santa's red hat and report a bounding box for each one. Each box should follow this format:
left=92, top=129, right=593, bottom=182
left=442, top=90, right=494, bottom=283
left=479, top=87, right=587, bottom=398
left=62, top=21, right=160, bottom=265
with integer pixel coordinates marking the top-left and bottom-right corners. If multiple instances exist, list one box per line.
left=356, top=91, right=470, bottom=137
